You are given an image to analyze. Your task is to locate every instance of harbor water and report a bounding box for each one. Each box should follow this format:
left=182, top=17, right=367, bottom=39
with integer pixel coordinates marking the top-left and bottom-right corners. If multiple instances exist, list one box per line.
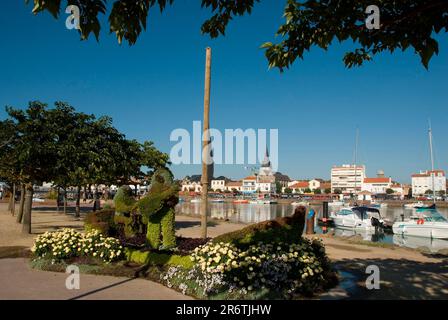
left=176, top=201, right=448, bottom=253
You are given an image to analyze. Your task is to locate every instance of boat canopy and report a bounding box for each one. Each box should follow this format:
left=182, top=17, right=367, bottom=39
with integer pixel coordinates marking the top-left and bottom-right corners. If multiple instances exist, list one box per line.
left=352, top=206, right=382, bottom=220
left=414, top=209, right=448, bottom=222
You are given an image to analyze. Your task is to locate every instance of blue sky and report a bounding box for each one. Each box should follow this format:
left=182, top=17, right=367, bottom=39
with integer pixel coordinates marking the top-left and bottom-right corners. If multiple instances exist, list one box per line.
left=1, top=1, right=447, bottom=183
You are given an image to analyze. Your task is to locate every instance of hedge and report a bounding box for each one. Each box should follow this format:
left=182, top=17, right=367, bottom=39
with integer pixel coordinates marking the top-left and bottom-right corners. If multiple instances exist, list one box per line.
left=125, top=248, right=193, bottom=269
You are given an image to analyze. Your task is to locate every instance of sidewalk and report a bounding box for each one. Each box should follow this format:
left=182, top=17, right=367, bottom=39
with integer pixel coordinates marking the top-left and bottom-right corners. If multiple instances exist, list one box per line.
left=0, top=258, right=190, bottom=300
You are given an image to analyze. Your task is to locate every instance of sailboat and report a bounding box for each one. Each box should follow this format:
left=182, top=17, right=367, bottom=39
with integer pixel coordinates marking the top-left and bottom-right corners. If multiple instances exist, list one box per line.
left=393, top=123, right=448, bottom=239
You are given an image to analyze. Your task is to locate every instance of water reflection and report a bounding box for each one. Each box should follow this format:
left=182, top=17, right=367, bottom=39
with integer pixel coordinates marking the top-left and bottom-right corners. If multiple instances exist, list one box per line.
left=393, top=235, right=448, bottom=253
left=176, top=201, right=448, bottom=252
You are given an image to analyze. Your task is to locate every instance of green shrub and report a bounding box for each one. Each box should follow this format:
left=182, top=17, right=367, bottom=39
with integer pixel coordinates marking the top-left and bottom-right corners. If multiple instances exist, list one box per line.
left=114, top=186, right=136, bottom=214
left=84, top=209, right=116, bottom=235
left=125, top=248, right=193, bottom=269
left=213, top=206, right=306, bottom=249
left=46, top=189, right=58, bottom=200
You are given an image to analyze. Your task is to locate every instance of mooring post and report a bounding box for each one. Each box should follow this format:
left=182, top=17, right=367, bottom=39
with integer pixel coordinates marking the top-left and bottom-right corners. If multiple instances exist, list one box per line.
left=306, top=209, right=316, bottom=235
left=322, top=201, right=329, bottom=222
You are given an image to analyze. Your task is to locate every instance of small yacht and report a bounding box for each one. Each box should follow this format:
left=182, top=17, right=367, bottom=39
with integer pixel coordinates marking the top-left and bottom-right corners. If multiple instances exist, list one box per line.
left=190, top=198, right=201, bottom=203
left=292, top=201, right=309, bottom=206
left=392, top=209, right=448, bottom=239
left=330, top=206, right=385, bottom=231
left=210, top=198, right=224, bottom=203
left=328, top=200, right=345, bottom=207
left=404, top=202, right=436, bottom=210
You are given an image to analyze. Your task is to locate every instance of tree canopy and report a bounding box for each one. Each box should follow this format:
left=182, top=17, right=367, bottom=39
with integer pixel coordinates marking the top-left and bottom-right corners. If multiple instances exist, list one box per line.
left=26, top=0, right=448, bottom=70
left=0, top=101, right=170, bottom=231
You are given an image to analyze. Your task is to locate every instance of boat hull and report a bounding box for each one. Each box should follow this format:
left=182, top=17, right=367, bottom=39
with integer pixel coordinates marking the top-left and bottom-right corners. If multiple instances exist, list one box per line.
left=392, top=222, right=448, bottom=239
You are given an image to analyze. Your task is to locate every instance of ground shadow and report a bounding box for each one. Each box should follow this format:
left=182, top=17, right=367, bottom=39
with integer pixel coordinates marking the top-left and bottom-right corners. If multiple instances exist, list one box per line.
left=175, top=221, right=218, bottom=230
left=334, top=258, right=448, bottom=300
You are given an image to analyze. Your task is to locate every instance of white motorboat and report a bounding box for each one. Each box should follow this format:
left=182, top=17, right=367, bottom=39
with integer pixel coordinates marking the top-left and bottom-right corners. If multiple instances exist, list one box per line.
left=190, top=198, right=201, bottom=203
left=328, top=200, right=345, bottom=207
left=404, top=202, right=436, bottom=210
left=330, top=206, right=385, bottom=231
left=292, top=201, right=309, bottom=206
left=392, top=209, right=448, bottom=239
left=210, top=199, right=224, bottom=203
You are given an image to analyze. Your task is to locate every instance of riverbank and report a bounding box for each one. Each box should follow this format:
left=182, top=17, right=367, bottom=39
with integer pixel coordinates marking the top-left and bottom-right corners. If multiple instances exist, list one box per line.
left=178, top=195, right=448, bottom=208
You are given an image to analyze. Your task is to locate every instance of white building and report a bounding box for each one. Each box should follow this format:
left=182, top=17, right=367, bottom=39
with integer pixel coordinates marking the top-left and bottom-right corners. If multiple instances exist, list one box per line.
left=181, top=180, right=202, bottom=193
left=226, top=181, right=242, bottom=192
left=283, top=181, right=309, bottom=194
left=256, top=149, right=277, bottom=194
left=331, top=165, right=366, bottom=194
left=242, top=176, right=257, bottom=194
left=211, top=179, right=226, bottom=192
left=412, top=170, right=446, bottom=196
left=308, top=179, right=321, bottom=191
left=362, top=177, right=392, bottom=194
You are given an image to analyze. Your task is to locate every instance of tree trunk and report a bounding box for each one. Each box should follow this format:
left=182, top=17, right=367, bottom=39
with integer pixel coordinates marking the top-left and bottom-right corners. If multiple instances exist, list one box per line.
left=11, top=183, right=16, bottom=216
left=83, top=185, right=87, bottom=203
left=93, top=185, right=100, bottom=212
left=8, top=186, right=13, bottom=211
left=75, top=186, right=81, bottom=218
left=56, top=187, right=61, bottom=212
left=16, top=184, right=25, bottom=223
left=22, top=184, right=33, bottom=234
left=63, top=188, right=67, bottom=215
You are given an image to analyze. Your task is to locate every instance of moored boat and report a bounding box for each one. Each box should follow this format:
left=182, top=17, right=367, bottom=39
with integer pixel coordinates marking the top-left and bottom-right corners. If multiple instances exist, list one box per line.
left=404, top=202, right=436, bottom=210
left=328, top=200, right=345, bottom=207
left=330, top=206, right=386, bottom=231
left=392, top=209, right=448, bottom=239
left=292, top=201, right=309, bottom=206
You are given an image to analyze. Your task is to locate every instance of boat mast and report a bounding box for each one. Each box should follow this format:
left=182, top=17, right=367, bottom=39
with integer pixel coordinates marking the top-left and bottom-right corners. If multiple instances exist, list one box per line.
left=429, top=121, right=436, bottom=204
left=354, top=128, right=359, bottom=200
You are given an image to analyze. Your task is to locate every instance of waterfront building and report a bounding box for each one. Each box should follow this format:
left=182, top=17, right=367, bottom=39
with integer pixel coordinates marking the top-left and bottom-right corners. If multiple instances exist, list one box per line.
left=362, top=177, right=392, bottom=194
left=411, top=170, right=446, bottom=196
left=242, top=176, right=257, bottom=194
left=225, top=181, right=242, bottom=192
left=331, top=164, right=366, bottom=194
left=180, top=178, right=202, bottom=193
left=211, top=179, right=226, bottom=192
left=285, top=181, right=309, bottom=194
left=308, top=179, right=322, bottom=191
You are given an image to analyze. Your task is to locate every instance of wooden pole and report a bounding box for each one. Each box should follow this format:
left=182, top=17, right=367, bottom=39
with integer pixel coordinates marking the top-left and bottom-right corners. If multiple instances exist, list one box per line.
left=201, top=47, right=212, bottom=239
left=11, top=183, right=16, bottom=216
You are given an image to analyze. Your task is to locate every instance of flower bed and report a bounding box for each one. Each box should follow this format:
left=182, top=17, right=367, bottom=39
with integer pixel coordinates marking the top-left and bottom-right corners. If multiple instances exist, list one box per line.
left=31, top=228, right=124, bottom=263
left=159, top=237, right=338, bottom=299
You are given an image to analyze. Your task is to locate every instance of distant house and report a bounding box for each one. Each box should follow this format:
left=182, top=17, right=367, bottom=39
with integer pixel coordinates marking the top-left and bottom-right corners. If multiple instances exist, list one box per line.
left=357, top=190, right=373, bottom=201
left=211, top=179, right=226, bottom=192
left=226, top=181, right=242, bottom=192
left=362, top=177, right=392, bottom=194
left=412, top=170, right=446, bottom=196
left=284, top=181, right=309, bottom=194
left=181, top=178, right=202, bottom=193
left=242, top=176, right=257, bottom=194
